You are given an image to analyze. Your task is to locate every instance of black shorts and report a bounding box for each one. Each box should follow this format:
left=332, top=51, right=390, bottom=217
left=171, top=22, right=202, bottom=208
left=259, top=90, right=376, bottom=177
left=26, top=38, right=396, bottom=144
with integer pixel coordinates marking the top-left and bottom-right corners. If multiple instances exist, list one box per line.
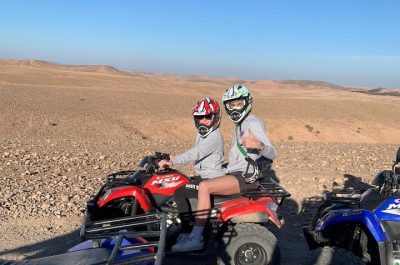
left=230, top=171, right=259, bottom=193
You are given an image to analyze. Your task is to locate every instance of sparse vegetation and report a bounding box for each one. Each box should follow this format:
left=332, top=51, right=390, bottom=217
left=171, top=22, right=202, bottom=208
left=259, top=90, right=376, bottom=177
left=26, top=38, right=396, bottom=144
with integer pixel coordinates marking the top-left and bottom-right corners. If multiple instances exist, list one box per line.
left=351, top=88, right=400, bottom=97
left=305, top=124, right=314, bottom=132
left=305, top=125, right=321, bottom=136
left=288, top=136, right=294, bottom=140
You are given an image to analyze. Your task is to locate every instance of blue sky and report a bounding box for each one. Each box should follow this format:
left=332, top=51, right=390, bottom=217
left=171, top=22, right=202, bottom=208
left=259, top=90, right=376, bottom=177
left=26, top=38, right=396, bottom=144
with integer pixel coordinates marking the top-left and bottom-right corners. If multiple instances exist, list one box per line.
left=1, top=1, right=399, bottom=88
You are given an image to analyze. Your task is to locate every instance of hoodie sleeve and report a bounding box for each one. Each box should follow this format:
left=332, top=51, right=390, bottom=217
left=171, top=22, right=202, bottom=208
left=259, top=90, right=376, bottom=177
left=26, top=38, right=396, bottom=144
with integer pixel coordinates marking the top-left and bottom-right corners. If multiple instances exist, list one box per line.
left=172, top=133, right=221, bottom=165
left=248, top=121, right=276, bottom=161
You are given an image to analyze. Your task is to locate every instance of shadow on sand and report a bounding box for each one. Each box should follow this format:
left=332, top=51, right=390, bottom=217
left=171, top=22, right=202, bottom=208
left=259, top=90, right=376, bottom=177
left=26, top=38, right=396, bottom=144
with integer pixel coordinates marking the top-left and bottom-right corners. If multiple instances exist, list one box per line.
left=0, top=229, right=81, bottom=261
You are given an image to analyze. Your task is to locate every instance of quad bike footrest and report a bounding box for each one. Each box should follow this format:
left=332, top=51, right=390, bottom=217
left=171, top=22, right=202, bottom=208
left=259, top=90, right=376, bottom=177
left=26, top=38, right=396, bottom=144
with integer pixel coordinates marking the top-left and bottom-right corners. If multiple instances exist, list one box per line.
left=303, top=224, right=328, bottom=249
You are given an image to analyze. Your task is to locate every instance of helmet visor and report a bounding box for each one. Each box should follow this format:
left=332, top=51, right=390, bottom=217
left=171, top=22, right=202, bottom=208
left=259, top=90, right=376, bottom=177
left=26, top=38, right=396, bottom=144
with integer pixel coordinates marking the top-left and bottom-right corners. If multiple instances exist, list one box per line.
left=225, top=99, right=245, bottom=111
left=194, top=114, right=213, bottom=120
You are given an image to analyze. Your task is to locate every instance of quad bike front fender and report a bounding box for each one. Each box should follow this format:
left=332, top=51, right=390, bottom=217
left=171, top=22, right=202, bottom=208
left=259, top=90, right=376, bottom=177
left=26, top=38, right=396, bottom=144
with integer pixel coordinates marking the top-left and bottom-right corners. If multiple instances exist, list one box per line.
left=220, top=197, right=282, bottom=228
left=97, top=186, right=152, bottom=211
left=316, top=209, right=387, bottom=243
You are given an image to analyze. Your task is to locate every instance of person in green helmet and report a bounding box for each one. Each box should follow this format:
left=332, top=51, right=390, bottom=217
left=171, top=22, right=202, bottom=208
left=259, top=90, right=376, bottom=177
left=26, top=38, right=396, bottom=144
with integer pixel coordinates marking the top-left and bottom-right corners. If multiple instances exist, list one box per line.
left=172, top=84, right=276, bottom=252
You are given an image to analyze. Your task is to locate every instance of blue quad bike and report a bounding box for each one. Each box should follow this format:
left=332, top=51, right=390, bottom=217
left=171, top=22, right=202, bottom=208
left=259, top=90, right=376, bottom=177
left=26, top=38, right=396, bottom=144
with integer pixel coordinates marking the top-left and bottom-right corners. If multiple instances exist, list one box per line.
left=302, top=147, right=400, bottom=265
left=0, top=212, right=166, bottom=265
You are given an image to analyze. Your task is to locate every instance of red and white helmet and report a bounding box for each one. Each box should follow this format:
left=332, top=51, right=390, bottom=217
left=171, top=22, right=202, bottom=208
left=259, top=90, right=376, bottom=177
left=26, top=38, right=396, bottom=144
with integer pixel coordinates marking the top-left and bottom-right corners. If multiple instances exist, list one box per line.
left=192, top=97, right=221, bottom=137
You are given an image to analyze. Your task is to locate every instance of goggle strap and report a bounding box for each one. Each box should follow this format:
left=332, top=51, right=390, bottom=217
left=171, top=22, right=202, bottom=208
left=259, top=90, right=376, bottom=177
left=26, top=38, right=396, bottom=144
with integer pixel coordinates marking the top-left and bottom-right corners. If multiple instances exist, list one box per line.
left=235, top=126, right=249, bottom=158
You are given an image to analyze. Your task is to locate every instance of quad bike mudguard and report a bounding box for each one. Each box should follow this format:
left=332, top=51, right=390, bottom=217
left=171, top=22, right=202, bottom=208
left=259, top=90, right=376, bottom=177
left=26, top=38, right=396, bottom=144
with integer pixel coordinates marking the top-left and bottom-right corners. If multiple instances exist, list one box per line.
left=219, top=196, right=282, bottom=227
left=218, top=177, right=290, bottom=227
left=96, top=185, right=152, bottom=210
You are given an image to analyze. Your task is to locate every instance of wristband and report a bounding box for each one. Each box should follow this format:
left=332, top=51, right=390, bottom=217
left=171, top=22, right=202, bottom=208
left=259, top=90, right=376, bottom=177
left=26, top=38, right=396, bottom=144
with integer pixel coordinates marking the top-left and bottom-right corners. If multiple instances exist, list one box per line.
left=258, top=143, right=264, bottom=151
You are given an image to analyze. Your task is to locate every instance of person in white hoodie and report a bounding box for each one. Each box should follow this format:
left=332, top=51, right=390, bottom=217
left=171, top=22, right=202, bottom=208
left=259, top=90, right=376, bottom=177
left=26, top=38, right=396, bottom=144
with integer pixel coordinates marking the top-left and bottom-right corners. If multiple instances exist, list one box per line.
left=173, top=84, right=276, bottom=252
left=157, top=98, right=225, bottom=250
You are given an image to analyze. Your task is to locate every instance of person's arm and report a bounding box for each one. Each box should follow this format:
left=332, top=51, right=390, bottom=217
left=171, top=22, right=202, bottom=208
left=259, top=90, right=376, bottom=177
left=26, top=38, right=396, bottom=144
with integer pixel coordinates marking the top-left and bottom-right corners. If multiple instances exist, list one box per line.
left=173, top=134, right=220, bottom=165
left=242, top=123, right=276, bottom=160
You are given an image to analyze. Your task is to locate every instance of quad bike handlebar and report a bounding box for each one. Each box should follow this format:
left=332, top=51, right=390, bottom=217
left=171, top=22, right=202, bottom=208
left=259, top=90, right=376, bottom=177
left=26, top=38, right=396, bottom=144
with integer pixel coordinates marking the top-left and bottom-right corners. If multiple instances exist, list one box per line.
left=104, top=152, right=171, bottom=186
left=138, top=152, right=171, bottom=174
left=371, top=146, right=400, bottom=196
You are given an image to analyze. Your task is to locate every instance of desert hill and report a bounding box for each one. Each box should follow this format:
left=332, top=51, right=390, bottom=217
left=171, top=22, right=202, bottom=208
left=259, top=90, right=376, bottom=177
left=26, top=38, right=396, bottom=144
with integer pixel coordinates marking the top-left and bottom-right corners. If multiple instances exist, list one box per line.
left=1, top=59, right=399, bottom=144
left=0, top=59, right=123, bottom=75
left=276, top=79, right=349, bottom=90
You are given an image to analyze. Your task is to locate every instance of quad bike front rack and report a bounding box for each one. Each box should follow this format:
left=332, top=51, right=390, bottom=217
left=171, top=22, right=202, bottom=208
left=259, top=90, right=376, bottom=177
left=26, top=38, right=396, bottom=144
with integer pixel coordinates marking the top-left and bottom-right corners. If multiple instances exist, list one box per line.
left=81, top=212, right=166, bottom=265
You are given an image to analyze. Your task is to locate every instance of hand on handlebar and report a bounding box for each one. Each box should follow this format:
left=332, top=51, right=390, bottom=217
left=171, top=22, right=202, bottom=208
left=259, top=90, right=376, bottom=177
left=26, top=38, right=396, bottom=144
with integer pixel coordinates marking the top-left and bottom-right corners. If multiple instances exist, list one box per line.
left=158, top=160, right=173, bottom=169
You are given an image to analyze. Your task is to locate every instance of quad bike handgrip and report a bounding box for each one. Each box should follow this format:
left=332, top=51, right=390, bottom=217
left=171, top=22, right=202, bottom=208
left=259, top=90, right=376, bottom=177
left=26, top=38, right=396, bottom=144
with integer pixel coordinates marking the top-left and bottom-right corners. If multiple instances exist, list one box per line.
left=155, top=152, right=171, bottom=161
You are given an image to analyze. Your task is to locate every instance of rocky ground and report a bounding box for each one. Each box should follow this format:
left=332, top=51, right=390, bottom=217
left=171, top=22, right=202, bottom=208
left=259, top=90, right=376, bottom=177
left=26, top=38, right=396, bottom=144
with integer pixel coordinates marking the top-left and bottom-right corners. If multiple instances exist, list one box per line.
left=0, top=136, right=397, bottom=264
left=1, top=62, right=399, bottom=264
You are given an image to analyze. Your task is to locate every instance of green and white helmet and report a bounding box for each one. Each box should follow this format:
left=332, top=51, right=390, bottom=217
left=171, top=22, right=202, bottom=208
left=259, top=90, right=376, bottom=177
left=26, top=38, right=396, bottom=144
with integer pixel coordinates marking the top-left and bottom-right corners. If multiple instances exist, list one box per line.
left=222, top=84, right=253, bottom=123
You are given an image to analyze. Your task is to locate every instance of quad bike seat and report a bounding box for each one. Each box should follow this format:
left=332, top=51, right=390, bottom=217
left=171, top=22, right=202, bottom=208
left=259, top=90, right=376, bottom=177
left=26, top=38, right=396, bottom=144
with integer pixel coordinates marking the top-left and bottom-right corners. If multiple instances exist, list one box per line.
left=212, top=193, right=243, bottom=205
left=208, top=157, right=276, bottom=207
left=359, top=188, right=387, bottom=211
left=324, top=188, right=387, bottom=211
left=211, top=177, right=290, bottom=207
left=0, top=248, right=110, bottom=265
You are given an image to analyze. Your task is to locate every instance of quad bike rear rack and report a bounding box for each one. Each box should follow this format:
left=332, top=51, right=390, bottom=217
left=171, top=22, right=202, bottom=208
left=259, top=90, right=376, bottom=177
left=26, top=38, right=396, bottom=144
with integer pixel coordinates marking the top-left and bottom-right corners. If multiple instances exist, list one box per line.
left=81, top=212, right=166, bottom=265
left=242, top=178, right=291, bottom=205
left=324, top=189, right=365, bottom=205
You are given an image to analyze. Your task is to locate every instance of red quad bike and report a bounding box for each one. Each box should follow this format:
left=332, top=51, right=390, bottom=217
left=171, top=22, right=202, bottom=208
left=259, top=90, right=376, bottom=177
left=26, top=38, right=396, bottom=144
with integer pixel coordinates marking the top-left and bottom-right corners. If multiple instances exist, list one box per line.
left=82, top=152, right=291, bottom=265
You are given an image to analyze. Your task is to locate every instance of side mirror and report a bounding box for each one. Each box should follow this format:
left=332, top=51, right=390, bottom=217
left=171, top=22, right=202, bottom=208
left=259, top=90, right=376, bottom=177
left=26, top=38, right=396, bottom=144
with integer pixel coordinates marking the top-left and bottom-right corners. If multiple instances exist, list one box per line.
left=371, top=171, right=385, bottom=186
left=138, top=156, right=150, bottom=167
left=396, top=147, right=400, bottom=164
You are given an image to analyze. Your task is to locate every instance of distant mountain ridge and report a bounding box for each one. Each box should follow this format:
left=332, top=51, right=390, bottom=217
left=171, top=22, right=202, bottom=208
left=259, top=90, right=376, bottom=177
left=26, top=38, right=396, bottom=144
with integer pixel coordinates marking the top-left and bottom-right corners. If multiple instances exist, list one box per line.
left=276, top=79, right=349, bottom=90
left=2, top=59, right=398, bottom=93
left=0, top=59, right=123, bottom=75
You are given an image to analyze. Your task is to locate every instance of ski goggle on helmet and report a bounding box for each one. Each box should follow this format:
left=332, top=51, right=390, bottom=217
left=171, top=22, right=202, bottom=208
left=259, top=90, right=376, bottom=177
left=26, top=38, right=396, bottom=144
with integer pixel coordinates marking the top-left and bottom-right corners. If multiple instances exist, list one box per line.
left=222, top=84, right=253, bottom=123
left=192, top=97, right=221, bottom=137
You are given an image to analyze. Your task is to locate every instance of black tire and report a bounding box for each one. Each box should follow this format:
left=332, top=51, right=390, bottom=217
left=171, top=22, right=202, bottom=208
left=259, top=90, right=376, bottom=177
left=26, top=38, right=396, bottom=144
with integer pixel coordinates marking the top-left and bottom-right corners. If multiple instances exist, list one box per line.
left=301, top=247, right=365, bottom=265
left=217, top=223, right=280, bottom=265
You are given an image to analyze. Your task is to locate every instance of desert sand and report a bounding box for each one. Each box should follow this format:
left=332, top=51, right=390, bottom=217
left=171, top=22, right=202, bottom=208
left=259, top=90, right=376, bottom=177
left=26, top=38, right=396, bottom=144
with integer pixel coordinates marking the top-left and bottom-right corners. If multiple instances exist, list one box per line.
left=0, top=59, right=399, bottom=264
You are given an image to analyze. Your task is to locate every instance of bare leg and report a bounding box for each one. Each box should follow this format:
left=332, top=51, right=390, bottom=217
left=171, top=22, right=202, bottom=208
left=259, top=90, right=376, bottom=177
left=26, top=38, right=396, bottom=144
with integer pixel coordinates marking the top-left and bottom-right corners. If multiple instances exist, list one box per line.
left=172, top=175, right=240, bottom=252
left=195, top=175, right=240, bottom=226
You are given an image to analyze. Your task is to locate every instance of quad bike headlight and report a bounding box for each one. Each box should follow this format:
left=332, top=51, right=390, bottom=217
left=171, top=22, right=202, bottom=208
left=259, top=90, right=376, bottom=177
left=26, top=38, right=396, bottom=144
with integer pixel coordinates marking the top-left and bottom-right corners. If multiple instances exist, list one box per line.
left=267, top=202, right=278, bottom=212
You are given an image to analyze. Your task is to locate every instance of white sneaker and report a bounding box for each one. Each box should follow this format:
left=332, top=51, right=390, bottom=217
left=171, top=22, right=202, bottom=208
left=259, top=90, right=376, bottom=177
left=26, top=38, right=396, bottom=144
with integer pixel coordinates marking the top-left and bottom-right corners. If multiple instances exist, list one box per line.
left=171, top=234, right=203, bottom=252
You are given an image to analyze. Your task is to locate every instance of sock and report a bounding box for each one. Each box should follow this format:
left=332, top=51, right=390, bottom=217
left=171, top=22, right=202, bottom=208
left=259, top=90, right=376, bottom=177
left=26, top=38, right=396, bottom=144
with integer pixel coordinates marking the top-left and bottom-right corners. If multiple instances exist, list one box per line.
left=190, top=225, right=204, bottom=238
